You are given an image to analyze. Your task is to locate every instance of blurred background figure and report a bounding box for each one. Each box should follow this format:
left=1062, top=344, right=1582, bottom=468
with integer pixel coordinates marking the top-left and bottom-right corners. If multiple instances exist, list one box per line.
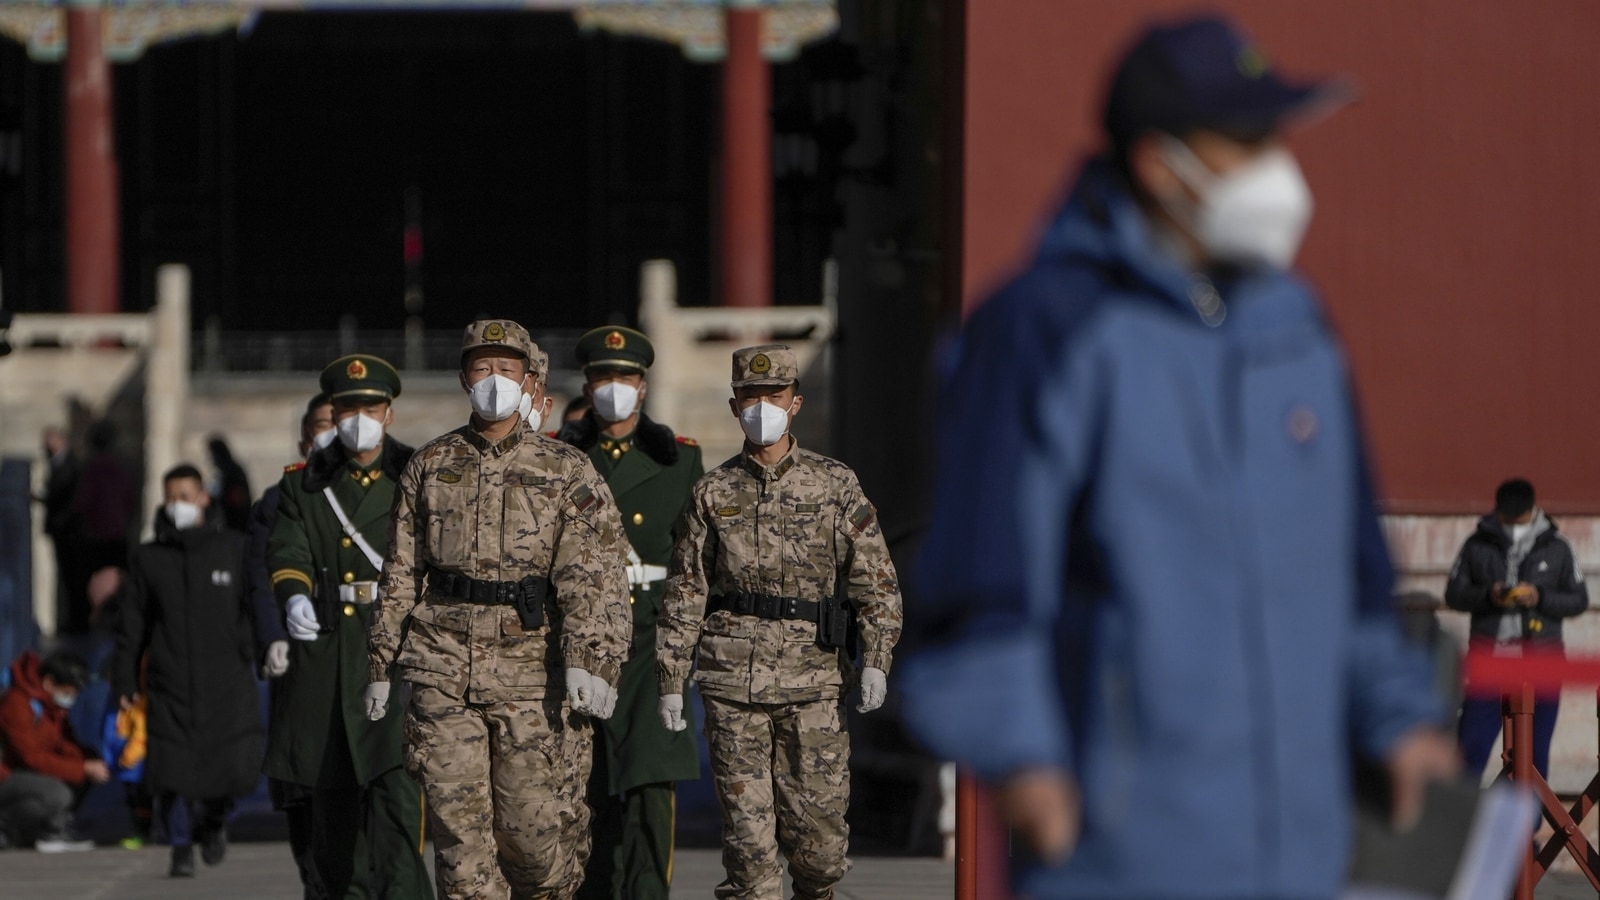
left=563, top=393, right=593, bottom=426
left=1446, top=478, right=1589, bottom=781
left=111, top=464, right=264, bottom=878
left=207, top=436, right=253, bottom=534
left=899, top=14, right=1459, bottom=899
left=35, top=427, right=82, bottom=637
left=67, top=422, right=137, bottom=636
left=0, top=649, right=109, bottom=852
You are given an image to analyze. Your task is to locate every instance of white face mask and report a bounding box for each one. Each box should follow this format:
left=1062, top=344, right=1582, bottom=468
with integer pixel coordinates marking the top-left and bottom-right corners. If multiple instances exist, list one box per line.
left=1159, top=138, right=1314, bottom=270
left=468, top=374, right=527, bottom=423
left=337, top=412, right=387, bottom=454
left=738, top=399, right=793, bottom=447
left=310, top=427, right=338, bottom=452
left=518, top=392, right=546, bottom=433
left=591, top=381, right=641, bottom=423
left=51, top=691, right=76, bottom=710
left=165, top=500, right=203, bottom=530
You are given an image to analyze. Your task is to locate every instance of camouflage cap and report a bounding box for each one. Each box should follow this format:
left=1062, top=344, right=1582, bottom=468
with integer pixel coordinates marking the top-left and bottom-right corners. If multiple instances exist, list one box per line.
left=575, top=325, right=654, bottom=373
left=731, top=344, right=799, bottom=388
left=321, top=354, right=402, bottom=402
left=461, top=318, right=546, bottom=380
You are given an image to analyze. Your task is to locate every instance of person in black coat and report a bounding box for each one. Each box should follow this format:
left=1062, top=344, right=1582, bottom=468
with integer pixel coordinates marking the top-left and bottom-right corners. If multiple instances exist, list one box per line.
left=112, top=464, right=264, bottom=878
left=1445, top=477, right=1590, bottom=779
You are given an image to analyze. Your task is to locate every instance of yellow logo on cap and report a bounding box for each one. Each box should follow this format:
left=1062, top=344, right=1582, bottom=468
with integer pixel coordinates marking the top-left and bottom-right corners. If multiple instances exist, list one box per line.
left=483, top=322, right=506, bottom=342
left=347, top=359, right=368, bottom=380
left=604, top=331, right=626, bottom=350
left=1236, top=47, right=1267, bottom=79
left=749, top=353, right=771, bottom=374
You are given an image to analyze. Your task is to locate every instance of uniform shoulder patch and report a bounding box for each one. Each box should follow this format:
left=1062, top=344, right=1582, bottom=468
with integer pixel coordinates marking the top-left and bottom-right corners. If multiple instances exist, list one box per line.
left=675, top=435, right=698, bottom=447
left=283, top=462, right=306, bottom=473
left=572, top=484, right=600, bottom=513
left=848, top=502, right=876, bottom=532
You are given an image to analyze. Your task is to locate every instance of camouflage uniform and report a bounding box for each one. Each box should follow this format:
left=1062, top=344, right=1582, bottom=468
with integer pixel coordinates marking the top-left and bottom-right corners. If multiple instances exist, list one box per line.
left=369, top=320, right=633, bottom=900
left=657, top=346, right=903, bottom=900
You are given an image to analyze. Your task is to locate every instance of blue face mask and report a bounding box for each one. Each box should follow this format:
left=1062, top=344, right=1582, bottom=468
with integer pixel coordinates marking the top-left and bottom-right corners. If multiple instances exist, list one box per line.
left=51, top=691, right=76, bottom=710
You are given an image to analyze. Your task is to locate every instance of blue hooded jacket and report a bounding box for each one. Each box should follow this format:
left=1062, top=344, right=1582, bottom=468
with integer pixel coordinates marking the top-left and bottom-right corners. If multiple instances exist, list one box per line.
left=899, top=160, right=1444, bottom=898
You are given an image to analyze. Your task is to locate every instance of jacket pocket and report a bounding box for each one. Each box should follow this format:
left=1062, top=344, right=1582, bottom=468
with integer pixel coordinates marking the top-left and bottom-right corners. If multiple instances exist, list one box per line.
left=695, top=611, right=754, bottom=687
left=492, top=609, right=554, bottom=690
left=396, top=616, right=470, bottom=691
left=780, top=618, right=844, bottom=691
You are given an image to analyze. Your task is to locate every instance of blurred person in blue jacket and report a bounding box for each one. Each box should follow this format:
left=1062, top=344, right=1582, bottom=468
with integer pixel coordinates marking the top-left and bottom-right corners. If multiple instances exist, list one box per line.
left=899, top=14, right=1460, bottom=899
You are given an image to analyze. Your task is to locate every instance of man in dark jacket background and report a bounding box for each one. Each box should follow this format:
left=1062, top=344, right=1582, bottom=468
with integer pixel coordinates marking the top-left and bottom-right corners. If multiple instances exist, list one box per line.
left=1446, top=477, right=1589, bottom=779
left=113, top=464, right=264, bottom=878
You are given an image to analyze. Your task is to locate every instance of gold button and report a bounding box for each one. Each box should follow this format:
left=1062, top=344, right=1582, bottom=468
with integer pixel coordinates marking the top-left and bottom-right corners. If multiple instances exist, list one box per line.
left=343, top=603, right=356, bottom=616
left=344, top=572, right=355, bottom=584
left=360, top=477, right=372, bottom=487
left=341, top=537, right=352, bottom=548
left=629, top=595, right=636, bottom=605
left=632, top=513, right=644, bottom=525
left=1531, top=619, right=1544, bottom=632
left=611, top=448, right=622, bottom=459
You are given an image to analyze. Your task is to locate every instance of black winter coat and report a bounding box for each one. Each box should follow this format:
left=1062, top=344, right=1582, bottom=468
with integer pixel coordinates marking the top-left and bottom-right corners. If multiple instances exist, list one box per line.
left=1444, top=514, right=1589, bottom=646
left=112, top=513, right=263, bottom=798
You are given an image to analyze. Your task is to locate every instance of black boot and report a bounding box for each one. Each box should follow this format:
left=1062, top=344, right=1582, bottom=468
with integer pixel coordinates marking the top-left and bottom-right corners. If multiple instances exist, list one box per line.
left=170, top=844, right=195, bottom=877
left=200, top=823, right=228, bottom=866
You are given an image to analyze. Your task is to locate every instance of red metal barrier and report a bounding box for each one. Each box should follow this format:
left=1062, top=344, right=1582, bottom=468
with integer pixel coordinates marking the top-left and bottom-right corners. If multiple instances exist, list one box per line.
left=1465, top=651, right=1600, bottom=898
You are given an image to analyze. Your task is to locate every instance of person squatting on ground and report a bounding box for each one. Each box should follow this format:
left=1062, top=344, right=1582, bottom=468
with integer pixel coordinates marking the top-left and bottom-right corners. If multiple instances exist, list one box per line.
left=1447, top=478, right=1589, bottom=779
left=656, top=344, right=904, bottom=900
left=562, top=326, right=704, bottom=900
left=268, top=355, right=433, bottom=898
left=112, top=463, right=265, bottom=877
left=366, top=318, right=632, bottom=900
left=249, top=391, right=337, bottom=897
left=897, top=15, right=1459, bottom=899
left=0, top=650, right=107, bottom=852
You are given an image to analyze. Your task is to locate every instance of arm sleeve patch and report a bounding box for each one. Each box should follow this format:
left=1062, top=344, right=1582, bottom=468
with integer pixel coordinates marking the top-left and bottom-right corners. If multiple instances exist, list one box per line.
left=572, top=484, right=599, bottom=513
left=848, top=502, right=875, bottom=532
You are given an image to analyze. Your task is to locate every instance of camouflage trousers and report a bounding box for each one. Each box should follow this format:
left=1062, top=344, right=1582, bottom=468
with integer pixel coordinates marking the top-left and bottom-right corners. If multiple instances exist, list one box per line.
left=404, top=687, right=593, bottom=900
left=702, top=695, right=851, bottom=900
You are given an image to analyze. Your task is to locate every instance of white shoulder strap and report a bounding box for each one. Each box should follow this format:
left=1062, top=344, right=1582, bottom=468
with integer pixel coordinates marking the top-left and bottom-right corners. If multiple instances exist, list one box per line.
left=322, top=486, right=385, bottom=571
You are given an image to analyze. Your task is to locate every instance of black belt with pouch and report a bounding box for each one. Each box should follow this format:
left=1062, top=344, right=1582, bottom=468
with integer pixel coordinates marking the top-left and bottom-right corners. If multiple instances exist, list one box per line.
left=710, top=590, right=853, bottom=650
left=427, top=565, right=550, bottom=630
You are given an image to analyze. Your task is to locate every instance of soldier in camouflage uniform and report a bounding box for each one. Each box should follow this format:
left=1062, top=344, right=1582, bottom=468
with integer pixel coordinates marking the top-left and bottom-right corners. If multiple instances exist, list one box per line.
left=656, top=344, right=904, bottom=900
left=365, top=318, right=633, bottom=900
left=266, top=355, right=432, bottom=899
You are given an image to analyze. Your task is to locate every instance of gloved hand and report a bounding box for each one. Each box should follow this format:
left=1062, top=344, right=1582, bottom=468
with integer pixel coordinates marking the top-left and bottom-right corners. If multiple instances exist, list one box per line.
left=658, top=694, right=687, bottom=732
left=286, top=594, right=321, bottom=641
left=589, top=677, right=618, bottom=720
left=263, top=640, right=290, bottom=678
left=364, top=682, right=391, bottom=721
left=566, top=668, right=596, bottom=716
left=857, top=667, right=888, bottom=713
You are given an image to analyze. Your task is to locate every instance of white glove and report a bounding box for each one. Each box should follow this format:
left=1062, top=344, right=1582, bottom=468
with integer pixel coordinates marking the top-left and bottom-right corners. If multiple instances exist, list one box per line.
left=364, top=682, right=390, bottom=721
left=857, top=667, right=888, bottom=713
left=565, top=668, right=618, bottom=719
left=285, top=594, right=321, bottom=641
left=263, top=640, right=290, bottom=678
left=658, top=694, right=686, bottom=732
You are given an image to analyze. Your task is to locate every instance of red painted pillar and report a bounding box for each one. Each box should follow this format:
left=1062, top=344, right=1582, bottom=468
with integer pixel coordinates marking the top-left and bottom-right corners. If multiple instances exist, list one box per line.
left=719, top=4, right=771, bottom=307
left=65, top=7, right=120, bottom=315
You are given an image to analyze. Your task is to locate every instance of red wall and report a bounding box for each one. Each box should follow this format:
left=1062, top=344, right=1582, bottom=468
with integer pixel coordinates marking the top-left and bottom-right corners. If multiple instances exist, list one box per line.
left=961, top=1, right=1600, bottom=513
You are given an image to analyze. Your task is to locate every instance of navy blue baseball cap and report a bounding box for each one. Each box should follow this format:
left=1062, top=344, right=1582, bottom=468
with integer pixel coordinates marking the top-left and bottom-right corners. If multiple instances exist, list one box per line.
left=1104, top=15, right=1347, bottom=150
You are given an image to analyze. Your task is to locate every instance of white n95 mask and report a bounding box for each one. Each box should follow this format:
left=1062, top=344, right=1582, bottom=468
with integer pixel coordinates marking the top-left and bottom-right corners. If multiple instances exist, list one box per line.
left=518, top=392, right=546, bottom=433
left=1160, top=138, right=1314, bottom=270
left=165, top=501, right=202, bottom=530
left=592, top=382, right=640, bottom=423
left=469, top=374, right=526, bottom=423
left=310, top=427, right=338, bottom=452
left=738, top=400, right=792, bottom=446
left=338, top=413, right=386, bottom=454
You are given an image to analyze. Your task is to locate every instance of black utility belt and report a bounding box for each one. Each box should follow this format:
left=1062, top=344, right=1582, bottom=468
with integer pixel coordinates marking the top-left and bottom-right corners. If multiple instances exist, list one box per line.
left=426, top=565, right=550, bottom=629
left=711, top=591, right=820, bottom=622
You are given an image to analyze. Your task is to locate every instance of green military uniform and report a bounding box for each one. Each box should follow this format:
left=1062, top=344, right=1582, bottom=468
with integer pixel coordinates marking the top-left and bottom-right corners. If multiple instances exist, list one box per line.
left=266, top=354, right=432, bottom=899
left=564, top=327, right=702, bottom=900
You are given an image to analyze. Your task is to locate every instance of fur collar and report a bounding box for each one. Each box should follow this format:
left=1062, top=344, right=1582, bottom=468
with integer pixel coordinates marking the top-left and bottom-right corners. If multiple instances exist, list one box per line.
left=302, top=435, right=415, bottom=492
left=558, top=412, right=679, bottom=466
